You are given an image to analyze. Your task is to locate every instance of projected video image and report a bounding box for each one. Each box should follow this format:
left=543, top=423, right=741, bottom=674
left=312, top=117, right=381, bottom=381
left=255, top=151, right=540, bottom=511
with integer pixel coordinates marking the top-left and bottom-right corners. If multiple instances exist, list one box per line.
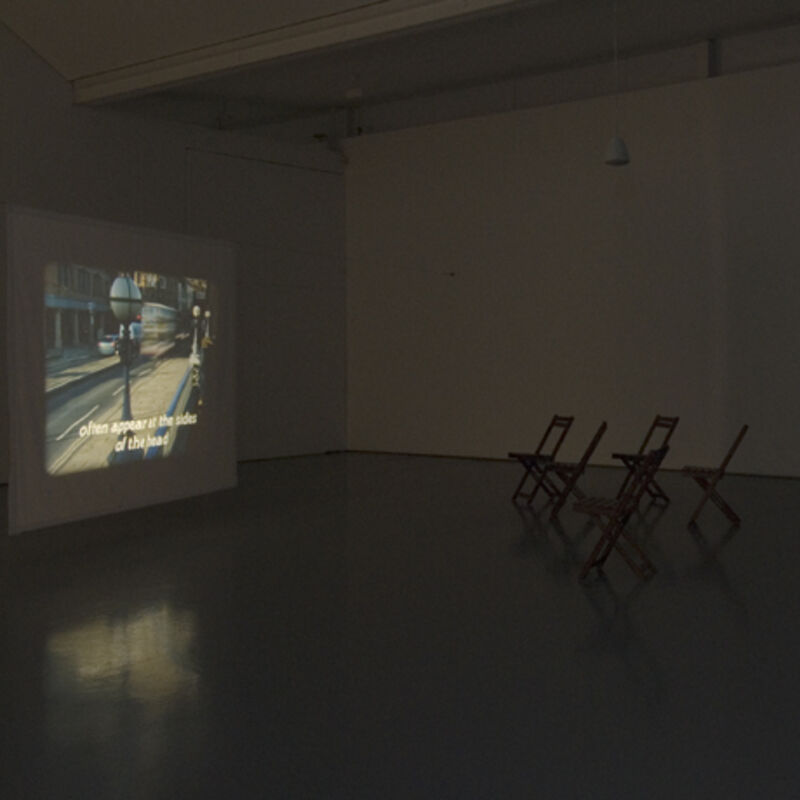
left=45, top=264, right=217, bottom=475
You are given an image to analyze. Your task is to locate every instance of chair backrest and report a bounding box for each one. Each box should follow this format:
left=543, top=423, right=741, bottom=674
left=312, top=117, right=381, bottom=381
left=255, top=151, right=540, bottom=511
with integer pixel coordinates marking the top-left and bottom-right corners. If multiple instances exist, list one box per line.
left=535, top=414, right=574, bottom=458
left=620, top=446, right=669, bottom=513
left=637, top=415, right=679, bottom=455
left=718, top=424, right=749, bottom=474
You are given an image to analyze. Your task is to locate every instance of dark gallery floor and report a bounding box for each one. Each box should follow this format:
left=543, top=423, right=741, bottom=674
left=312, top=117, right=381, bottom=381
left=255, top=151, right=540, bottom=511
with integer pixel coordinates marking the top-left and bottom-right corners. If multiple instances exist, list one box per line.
left=1, top=454, right=799, bottom=799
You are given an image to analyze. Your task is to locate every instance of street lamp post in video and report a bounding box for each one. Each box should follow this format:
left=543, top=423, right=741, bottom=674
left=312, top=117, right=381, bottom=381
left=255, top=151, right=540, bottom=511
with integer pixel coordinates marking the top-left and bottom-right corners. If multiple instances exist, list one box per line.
left=191, top=304, right=203, bottom=385
left=109, top=275, right=143, bottom=422
left=88, top=301, right=96, bottom=352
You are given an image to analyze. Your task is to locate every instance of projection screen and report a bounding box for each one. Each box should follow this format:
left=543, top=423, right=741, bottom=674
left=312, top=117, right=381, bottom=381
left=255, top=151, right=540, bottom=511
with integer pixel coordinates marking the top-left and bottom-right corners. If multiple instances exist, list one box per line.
left=6, top=206, right=237, bottom=534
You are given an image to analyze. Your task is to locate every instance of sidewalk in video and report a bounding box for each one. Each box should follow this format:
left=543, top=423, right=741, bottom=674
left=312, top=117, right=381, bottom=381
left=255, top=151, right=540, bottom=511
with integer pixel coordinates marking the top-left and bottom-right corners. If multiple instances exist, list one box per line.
left=46, top=345, right=200, bottom=475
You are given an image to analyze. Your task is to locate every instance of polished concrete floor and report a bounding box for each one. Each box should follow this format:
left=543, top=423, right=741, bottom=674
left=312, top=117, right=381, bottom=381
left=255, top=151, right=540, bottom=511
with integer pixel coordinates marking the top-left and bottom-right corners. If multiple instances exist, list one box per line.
left=1, top=454, right=799, bottom=799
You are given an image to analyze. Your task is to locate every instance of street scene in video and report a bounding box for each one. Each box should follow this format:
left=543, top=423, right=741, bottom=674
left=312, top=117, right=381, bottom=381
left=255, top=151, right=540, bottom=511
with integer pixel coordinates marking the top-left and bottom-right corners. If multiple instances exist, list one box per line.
left=45, top=264, right=217, bottom=475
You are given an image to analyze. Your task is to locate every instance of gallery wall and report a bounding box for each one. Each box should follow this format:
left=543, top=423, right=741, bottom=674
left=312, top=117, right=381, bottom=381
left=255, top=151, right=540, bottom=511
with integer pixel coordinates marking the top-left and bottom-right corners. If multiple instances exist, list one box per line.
left=0, top=24, right=347, bottom=485
left=345, top=61, right=800, bottom=477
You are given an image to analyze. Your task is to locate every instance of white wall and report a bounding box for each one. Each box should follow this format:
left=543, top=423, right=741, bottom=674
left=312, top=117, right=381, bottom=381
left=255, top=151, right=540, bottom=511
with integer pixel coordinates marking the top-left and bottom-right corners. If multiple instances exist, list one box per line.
left=345, top=62, right=800, bottom=476
left=0, top=24, right=347, bottom=484
left=186, top=149, right=346, bottom=459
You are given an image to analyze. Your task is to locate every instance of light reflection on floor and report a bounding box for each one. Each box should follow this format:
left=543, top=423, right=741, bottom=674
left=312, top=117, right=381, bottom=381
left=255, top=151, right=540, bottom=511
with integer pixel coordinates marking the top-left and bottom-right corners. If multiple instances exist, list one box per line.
left=46, top=604, right=198, bottom=704
left=43, top=605, right=201, bottom=782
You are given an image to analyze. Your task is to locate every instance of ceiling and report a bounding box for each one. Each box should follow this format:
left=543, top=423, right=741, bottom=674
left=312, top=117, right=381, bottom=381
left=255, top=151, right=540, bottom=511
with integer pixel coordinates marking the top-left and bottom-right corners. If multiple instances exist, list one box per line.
left=2, top=0, right=800, bottom=134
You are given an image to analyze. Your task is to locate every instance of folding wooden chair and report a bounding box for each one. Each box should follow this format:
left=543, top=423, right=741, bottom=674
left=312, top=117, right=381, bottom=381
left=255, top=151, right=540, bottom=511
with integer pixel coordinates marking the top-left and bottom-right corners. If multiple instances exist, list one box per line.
left=576, top=446, right=669, bottom=580
left=509, top=415, right=574, bottom=504
left=682, top=425, right=748, bottom=526
left=536, top=421, right=608, bottom=520
left=612, top=414, right=679, bottom=505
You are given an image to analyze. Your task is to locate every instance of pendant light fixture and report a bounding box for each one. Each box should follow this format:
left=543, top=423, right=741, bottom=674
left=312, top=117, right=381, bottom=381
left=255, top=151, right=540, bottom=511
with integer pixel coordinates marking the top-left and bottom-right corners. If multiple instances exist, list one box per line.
left=605, top=0, right=629, bottom=166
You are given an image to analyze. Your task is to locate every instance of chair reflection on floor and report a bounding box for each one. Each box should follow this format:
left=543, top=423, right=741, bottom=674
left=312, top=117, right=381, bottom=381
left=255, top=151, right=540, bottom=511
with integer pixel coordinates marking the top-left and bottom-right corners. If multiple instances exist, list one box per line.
left=682, top=425, right=749, bottom=526
left=575, top=446, right=669, bottom=580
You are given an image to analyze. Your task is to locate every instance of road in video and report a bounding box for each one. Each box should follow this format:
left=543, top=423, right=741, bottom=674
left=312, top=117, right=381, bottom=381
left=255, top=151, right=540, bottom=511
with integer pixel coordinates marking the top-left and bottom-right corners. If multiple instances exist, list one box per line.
left=44, top=264, right=217, bottom=475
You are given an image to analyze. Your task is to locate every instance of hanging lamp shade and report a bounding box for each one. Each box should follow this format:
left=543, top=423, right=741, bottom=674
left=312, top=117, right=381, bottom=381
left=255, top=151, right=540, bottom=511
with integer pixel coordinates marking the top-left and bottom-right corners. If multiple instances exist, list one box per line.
left=604, top=0, right=629, bottom=167
left=605, top=134, right=630, bottom=166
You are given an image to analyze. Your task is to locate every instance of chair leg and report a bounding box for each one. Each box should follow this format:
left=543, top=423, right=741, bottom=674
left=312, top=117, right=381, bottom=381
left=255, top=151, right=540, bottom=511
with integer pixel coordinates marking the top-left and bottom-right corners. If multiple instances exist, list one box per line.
left=511, top=468, right=533, bottom=502
left=538, top=473, right=561, bottom=500
left=583, top=516, right=656, bottom=580
left=550, top=492, right=568, bottom=520
left=688, top=476, right=716, bottom=525
left=707, top=488, right=741, bottom=525
left=549, top=472, right=578, bottom=520
left=593, top=523, right=622, bottom=569
left=689, top=476, right=740, bottom=525
left=513, top=464, right=548, bottom=503
left=645, top=477, right=670, bottom=504
left=615, top=466, right=635, bottom=499
left=525, top=468, right=551, bottom=506
left=616, top=528, right=657, bottom=578
left=580, top=524, right=613, bottom=579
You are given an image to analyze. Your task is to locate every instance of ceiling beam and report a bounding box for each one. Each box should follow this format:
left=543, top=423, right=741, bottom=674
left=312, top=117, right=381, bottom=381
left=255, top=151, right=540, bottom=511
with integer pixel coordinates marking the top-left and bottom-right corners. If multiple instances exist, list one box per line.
left=74, top=0, right=534, bottom=104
